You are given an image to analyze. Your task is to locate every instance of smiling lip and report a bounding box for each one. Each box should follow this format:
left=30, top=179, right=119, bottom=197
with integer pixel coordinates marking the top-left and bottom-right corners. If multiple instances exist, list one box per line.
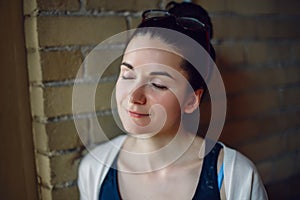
left=128, top=110, right=150, bottom=118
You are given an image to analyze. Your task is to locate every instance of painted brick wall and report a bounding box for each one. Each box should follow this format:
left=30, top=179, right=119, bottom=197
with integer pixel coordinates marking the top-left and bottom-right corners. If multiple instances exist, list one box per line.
left=23, top=0, right=300, bottom=199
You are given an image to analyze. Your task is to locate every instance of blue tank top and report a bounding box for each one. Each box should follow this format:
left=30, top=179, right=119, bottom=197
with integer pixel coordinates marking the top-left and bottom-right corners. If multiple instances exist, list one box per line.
left=99, top=143, right=223, bottom=200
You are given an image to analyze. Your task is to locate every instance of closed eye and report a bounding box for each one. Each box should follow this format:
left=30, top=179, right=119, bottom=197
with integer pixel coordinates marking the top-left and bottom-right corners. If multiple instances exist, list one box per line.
left=120, top=69, right=135, bottom=80
left=151, top=83, right=168, bottom=90
left=121, top=75, right=135, bottom=80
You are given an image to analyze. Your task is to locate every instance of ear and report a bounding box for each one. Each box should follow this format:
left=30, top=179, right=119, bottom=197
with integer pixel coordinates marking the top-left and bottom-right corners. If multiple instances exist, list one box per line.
left=184, top=89, right=204, bottom=114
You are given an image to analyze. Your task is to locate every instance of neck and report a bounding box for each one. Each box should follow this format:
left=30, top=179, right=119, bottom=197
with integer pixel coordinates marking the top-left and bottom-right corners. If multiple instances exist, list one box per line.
left=118, top=128, right=202, bottom=173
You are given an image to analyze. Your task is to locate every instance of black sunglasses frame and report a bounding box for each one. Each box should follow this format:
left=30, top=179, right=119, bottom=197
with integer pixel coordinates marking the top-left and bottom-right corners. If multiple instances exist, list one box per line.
left=141, top=9, right=211, bottom=54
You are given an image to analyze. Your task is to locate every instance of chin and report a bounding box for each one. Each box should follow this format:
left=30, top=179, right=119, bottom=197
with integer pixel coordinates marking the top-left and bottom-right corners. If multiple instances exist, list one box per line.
left=119, top=112, right=164, bottom=137
left=123, top=125, right=150, bottom=135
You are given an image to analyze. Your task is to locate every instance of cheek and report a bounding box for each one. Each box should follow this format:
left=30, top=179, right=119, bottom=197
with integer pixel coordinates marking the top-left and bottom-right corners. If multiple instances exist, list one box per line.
left=115, top=80, right=129, bottom=104
left=152, top=93, right=182, bottom=113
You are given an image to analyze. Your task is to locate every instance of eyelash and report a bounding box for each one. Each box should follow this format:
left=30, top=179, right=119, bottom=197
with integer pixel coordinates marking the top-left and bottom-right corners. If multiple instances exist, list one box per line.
left=121, top=75, right=135, bottom=80
left=121, top=73, right=168, bottom=90
left=151, top=83, right=168, bottom=90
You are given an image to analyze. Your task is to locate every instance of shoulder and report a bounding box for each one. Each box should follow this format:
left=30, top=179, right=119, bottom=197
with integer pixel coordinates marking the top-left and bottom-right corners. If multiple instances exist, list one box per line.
left=220, top=143, right=268, bottom=199
left=220, top=143, right=256, bottom=172
left=78, top=135, right=127, bottom=199
left=79, top=135, right=127, bottom=171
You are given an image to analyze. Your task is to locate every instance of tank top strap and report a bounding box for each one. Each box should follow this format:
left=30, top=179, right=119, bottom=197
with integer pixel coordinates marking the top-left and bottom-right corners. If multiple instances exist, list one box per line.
left=99, top=156, right=121, bottom=200
left=99, top=142, right=223, bottom=200
left=192, top=142, right=223, bottom=200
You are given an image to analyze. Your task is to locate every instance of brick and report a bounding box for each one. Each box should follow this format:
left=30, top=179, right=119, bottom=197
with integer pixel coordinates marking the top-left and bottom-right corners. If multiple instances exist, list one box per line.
left=84, top=49, right=122, bottom=78
left=272, top=153, right=298, bottom=182
left=213, top=15, right=299, bottom=41
left=95, top=81, right=116, bottom=111
left=86, top=0, right=105, bottom=9
left=44, top=86, right=77, bottom=117
left=40, top=186, right=52, bottom=200
left=221, top=111, right=300, bottom=146
left=222, top=67, right=300, bottom=94
left=40, top=51, right=83, bottom=81
left=245, top=42, right=292, bottom=65
left=51, top=153, right=80, bottom=184
left=29, top=86, right=71, bottom=117
left=281, top=86, right=300, bottom=107
left=226, top=90, right=280, bottom=119
left=24, top=0, right=38, bottom=15
left=159, top=0, right=186, bottom=9
left=101, top=56, right=121, bottom=77
left=36, top=153, right=51, bottom=186
left=38, top=0, right=80, bottom=11
left=52, top=186, right=79, bottom=200
left=256, top=161, right=273, bottom=184
left=30, top=86, right=44, bottom=117
left=24, top=17, right=39, bottom=49
left=266, top=174, right=300, bottom=199
left=244, top=43, right=268, bottom=65
left=257, top=18, right=300, bottom=39
left=278, top=0, right=300, bottom=15
left=43, top=86, right=74, bottom=117
left=27, top=50, right=42, bottom=82
left=194, top=0, right=228, bottom=13
left=28, top=50, right=84, bottom=82
left=40, top=185, right=79, bottom=200
left=199, top=99, right=211, bottom=126
left=45, top=86, right=78, bottom=117
left=220, top=118, right=269, bottom=146
left=215, top=43, right=245, bottom=68
left=86, top=0, right=160, bottom=11
left=228, top=0, right=277, bottom=15
left=295, top=152, right=300, bottom=175
left=33, top=122, right=48, bottom=152
left=212, top=16, right=257, bottom=40
left=286, top=129, right=300, bottom=152
left=89, top=115, right=123, bottom=144
left=38, top=16, right=127, bottom=47
left=129, top=16, right=142, bottom=29
left=32, top=82, right=116, bottom=118
left=238, top=133, right=286, bottom=162
left=36, top=151, right=80, bottom=186
left=33, top=119, right=87, bottom=152
left=292, top=44, right=300, bottom=62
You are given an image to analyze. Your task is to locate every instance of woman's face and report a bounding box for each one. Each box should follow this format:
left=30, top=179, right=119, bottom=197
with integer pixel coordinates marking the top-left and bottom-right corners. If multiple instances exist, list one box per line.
left=115, top=35, right=196, bottom=136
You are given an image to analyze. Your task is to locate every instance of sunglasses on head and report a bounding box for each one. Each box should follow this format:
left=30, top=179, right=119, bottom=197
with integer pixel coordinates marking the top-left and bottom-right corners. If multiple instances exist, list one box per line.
left=141, top=9, right=211, bottom=53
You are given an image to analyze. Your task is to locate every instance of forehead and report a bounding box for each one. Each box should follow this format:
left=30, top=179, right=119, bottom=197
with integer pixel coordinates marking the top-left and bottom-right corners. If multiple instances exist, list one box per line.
left=123, top=34, right=184, bottom=72
left=126, top=34, right=180, bottom=53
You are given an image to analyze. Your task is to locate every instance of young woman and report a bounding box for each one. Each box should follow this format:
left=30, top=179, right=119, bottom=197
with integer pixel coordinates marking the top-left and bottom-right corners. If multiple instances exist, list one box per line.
left=78, top=2, right=268, bottom=200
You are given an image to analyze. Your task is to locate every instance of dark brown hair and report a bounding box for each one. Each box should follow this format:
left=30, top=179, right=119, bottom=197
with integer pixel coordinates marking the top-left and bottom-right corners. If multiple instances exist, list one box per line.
left=131, top=2, right=215, bottom=95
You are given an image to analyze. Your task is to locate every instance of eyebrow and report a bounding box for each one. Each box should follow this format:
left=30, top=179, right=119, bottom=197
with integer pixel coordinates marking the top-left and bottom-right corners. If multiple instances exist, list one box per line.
left=121, top=62, right=133, bottom=70
left=121, top=62, right=174, bottom=79
left=149, top=71, right=174, bottom=79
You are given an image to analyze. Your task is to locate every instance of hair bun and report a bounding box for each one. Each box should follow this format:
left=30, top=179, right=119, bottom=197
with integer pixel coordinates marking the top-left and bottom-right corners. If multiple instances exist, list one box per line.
left=167, top=1, right=213, bottom=39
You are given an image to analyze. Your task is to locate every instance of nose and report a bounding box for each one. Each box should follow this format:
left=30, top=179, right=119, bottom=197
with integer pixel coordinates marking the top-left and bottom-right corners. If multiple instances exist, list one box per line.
left=130, top=85, right=147, bottom=105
